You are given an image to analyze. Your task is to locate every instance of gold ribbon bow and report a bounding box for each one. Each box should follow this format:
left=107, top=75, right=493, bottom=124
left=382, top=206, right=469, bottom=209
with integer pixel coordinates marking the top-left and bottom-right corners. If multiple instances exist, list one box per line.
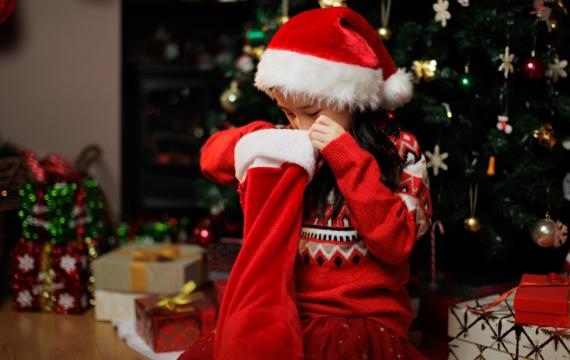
left=156, top=281, right=205, bottom=312
left=412, top=60, right=438, bottom=82
left=130, top=244, right=181, bottom=262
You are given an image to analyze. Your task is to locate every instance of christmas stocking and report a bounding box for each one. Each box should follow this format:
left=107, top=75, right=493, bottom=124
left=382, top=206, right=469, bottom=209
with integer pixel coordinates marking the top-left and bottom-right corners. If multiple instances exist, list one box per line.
left=214, top=129, right=317, bottom=360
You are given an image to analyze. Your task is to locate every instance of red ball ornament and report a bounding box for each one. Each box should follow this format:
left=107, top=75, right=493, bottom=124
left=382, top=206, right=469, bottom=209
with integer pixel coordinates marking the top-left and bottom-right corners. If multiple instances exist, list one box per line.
left=192, top=218, right=215, bottom=247
left=522, top=57, right=546, bottom=80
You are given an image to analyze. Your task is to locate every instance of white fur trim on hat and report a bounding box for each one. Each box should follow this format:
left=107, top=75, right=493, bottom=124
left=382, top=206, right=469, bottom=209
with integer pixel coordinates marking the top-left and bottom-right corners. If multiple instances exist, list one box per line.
left=254, top=49, right=413, bottom=111
left=234, top=129, right=318, bottom=183
left=255, top=49, right=383, bottom=112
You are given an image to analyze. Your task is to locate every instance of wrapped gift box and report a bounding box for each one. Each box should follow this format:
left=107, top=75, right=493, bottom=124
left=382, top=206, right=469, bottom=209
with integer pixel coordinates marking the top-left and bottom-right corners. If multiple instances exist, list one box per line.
left=11, top=238, right=93, bottom=314
left=448, top=338, right=515, bottom=360
left=448, top=292, right=570, bottom=359
left=135, top=291, right=217, bottom=353
left=514, top=273, right=570, bottom=328
left=92, top=244, right=206, bottom=294
left=95, top=289, right=147, bottom=322
left=206, top=237, right=242, bottom=273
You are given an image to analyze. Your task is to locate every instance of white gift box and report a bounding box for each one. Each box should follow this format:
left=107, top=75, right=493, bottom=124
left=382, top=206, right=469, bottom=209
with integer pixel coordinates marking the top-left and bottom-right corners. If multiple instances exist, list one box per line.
left=95, top=289, right=147, bottom=322
left=448, top=338, right=515, bottom=360
left=448, top=293, right=570, bottom=359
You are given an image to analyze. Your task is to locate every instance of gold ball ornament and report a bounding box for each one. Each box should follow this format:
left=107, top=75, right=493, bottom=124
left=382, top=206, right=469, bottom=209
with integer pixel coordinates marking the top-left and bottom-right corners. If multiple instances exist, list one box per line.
left=243, top=45, right=265, bottom=60
left=530, top=215, right=557, bottom=247
left=377, top=27, right=392, bottom=41
left=220, top=81, right=241, bottom=113
left=319, top=0, right=347, bottom=8
left=276, top=15, right=289, bottom=27
left=464, top=216, right=481, bottom=232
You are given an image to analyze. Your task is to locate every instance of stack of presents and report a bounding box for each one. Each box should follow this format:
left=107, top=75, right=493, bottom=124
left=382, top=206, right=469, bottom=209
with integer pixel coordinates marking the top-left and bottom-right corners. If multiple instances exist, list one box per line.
left=448, top=273, right=570, bottom=359
left=10, top=152, right=242, bottom=355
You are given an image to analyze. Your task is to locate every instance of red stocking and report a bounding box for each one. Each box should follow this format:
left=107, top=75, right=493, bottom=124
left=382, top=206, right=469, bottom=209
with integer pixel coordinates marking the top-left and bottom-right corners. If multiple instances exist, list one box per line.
left=213, top=129, right=317, bottom=360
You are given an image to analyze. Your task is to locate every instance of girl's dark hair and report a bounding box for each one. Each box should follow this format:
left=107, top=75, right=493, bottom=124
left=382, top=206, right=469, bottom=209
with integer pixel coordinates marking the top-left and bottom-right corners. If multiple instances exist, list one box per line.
left=304, top=109, right=403, bottom=220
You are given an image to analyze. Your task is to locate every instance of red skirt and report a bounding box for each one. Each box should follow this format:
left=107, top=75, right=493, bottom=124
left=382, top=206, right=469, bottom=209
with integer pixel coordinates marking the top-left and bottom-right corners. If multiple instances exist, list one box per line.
left=178, top=316, right=427, bottom=360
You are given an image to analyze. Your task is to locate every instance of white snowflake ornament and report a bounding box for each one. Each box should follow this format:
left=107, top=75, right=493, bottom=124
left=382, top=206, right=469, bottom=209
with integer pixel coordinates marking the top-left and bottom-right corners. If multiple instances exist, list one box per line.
left=17, top=290, right=33, bottom=308
left=499, top=46, right=515, bottom=79
left=18, top=254, right=35, bottom=273
left=60, top=255, right=77, bottom=273
left=433, top=0, right=451, bottom=27
left=425, top=144, right=449, bottom=176
left=58, top=293, right=75, bottom=310
left=546, top=57, right=568, bottom=83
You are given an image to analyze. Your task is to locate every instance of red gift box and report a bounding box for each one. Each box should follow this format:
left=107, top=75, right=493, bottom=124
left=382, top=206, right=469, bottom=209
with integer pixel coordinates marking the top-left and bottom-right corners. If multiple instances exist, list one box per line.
left=135, top=292, right=217, bottom=353
left=514, top=273, right=570, bottom=328
left=11, top=238, right=93, bottom=313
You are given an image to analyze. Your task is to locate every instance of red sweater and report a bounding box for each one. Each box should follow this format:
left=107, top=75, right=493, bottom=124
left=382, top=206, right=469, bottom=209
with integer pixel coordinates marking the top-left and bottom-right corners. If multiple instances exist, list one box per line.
left=200, top=120, right=432, bottom=339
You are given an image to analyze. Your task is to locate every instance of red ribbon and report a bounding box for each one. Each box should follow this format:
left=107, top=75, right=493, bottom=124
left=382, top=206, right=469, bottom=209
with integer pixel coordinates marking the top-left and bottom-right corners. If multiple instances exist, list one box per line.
left=21, top=150, right=79, bottom=183
left=467, top=273, right=570, bottom=314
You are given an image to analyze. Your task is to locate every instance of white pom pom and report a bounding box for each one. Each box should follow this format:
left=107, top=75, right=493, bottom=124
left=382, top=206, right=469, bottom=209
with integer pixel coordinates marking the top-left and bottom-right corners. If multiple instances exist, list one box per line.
left=380, top=68, right=414, bottom=110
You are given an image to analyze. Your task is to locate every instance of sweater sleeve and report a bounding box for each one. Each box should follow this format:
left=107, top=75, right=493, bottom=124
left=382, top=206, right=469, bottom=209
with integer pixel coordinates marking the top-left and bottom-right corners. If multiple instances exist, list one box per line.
left=319, top=130, right=432, bottom=265
left=200, top=120, right=275, bottom=188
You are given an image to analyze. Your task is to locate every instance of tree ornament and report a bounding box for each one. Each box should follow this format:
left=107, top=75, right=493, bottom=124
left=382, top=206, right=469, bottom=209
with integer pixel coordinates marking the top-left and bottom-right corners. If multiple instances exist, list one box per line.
left=430, top=220, right=445, bottom=288
left=235, top=55, right=255, bottom=74
left=276, top=0, right=289, bottom=26
left=457, top=0, right=469, bottom=6
left=464, top=183, right=481, bottom=232
left=546, top=56, right=568, bottom=83
left=245, top=26, right=266, bottom=47
left=425, top=144, right=449, bottom=176
left=498, top=46, right=515, bottom=79
left=496, top=115, right=513, bottom=134
left=318, top=0, right=347, bottom=8
left=377, top=27, right=392, bottom=41
left=522, top=55, right=546, bottom=80
left=563, top=137, right=570, bottom=150
left=433, top=0, right=451, bottom=27
left=192, top=217, right=216, bottom=247
left=486, top=156, right=496, bottom=176
left=412, top=60, right=438, bottom=82
left=530, top=213, right=557, bottom=247
left=377, top=0, right=393, bottom=41
left=532, top=122, right=557, bottom=150
left=459, top=60, right=473, bottom=89
left=243, top=45, right=265, bottom=60
left=220, top=81, right=241, bottom=113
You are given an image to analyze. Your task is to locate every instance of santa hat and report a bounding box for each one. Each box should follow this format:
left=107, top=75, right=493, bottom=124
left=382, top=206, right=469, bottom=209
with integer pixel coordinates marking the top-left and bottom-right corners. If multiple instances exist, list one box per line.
left=254, top=7, right=413, bottom=112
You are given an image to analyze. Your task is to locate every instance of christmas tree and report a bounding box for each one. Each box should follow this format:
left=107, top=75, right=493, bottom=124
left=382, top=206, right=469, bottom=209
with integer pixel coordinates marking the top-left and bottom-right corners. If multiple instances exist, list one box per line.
left=201, top=0, right=570, bottom=288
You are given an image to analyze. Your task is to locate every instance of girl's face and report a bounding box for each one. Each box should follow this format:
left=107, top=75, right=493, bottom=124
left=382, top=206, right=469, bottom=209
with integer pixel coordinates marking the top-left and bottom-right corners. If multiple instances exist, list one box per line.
left=272, top=90, right=353, bottom=131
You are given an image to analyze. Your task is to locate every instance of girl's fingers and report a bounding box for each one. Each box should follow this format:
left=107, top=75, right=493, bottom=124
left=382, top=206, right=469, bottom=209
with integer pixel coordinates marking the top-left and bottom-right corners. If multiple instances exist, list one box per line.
left=309, top=130, right=329, bottom=142
left=309, top=123, right=330, bottom=134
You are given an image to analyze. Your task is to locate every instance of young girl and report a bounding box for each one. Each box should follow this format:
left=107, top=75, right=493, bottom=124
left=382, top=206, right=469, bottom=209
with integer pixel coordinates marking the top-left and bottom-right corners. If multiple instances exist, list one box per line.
left=189, top=6, right=432, bottom=360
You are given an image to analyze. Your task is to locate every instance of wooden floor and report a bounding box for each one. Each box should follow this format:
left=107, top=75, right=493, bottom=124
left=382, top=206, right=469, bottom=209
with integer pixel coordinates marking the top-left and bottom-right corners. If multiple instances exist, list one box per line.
left=0, top=298, right=145, bottom=360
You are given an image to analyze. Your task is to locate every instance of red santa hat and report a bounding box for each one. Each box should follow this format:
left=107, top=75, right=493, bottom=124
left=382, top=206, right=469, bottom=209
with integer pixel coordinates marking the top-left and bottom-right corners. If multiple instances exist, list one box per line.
left=254, top=6, right=413, bottom=112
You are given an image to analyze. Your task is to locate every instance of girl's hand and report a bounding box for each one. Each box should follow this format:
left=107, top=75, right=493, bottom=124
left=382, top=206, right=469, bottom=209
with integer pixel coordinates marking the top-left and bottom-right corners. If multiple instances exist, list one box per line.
left=308, top=115, right=346, bottom=151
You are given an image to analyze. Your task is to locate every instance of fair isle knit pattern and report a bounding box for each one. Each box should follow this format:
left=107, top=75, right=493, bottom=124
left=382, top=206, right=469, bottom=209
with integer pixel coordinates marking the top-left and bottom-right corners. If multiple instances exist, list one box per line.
left=298, top=129, right=431, bottom=268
